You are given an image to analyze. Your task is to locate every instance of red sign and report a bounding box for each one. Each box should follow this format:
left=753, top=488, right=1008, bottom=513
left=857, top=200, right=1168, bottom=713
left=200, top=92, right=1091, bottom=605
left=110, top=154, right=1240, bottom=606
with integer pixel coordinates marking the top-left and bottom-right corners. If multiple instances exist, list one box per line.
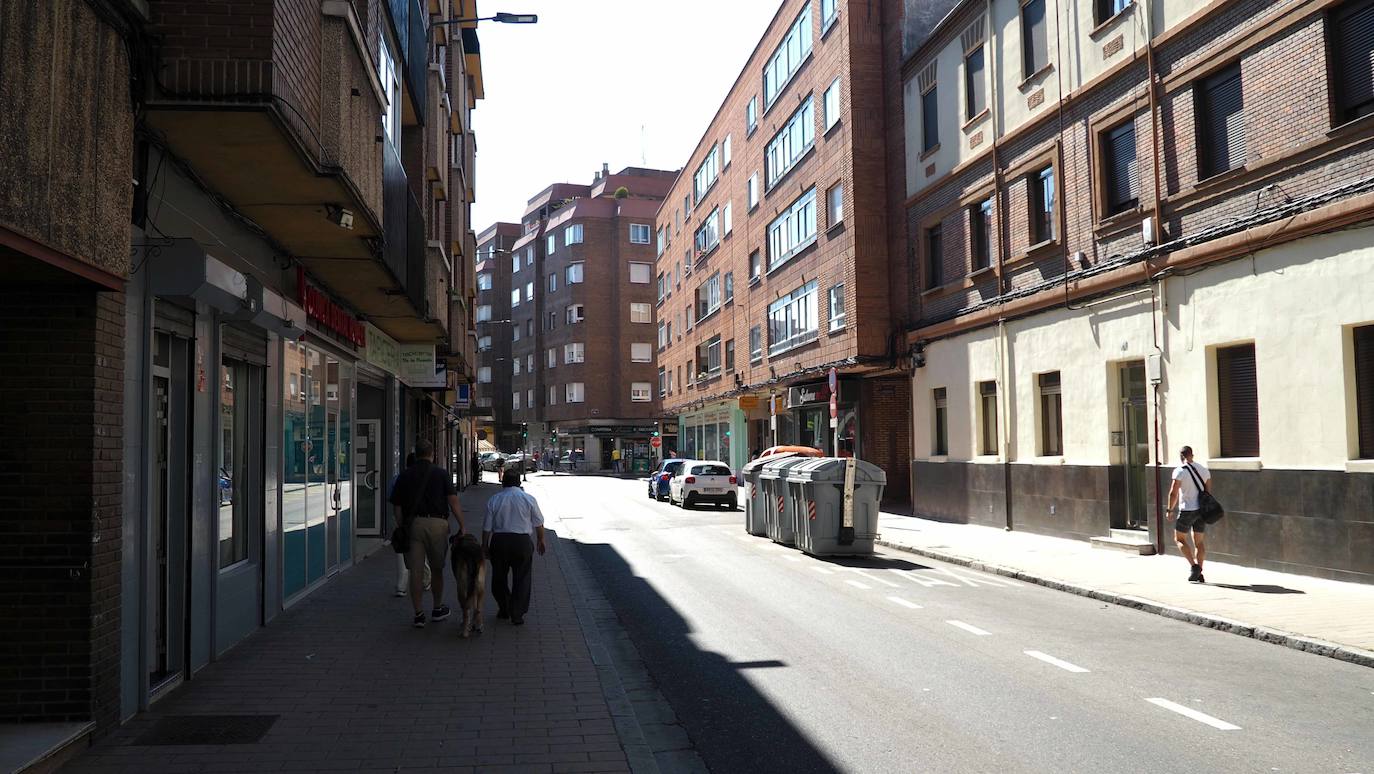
left=650, top=437, right=662, bottom=449
left=830, top=394, right=838, bottom=419
left=296, top=267, right=365, bottom=346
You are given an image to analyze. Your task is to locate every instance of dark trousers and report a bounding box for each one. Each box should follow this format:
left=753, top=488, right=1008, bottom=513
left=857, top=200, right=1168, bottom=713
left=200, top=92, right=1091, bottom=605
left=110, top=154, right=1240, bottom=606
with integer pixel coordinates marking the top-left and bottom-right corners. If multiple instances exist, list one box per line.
left=489, top=532, right=535, bottom=617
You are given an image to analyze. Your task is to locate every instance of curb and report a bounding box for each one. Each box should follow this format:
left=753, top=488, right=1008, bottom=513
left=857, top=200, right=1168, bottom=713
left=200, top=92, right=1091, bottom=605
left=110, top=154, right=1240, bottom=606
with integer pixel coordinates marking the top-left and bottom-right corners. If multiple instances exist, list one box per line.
left=876, top=538, right=1374, bottom=670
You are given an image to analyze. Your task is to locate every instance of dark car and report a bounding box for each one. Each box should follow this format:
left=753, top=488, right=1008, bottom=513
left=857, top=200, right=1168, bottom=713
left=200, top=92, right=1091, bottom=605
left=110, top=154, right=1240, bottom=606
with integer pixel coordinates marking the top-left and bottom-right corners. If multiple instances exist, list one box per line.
left=647, top=458, right=688, bottom=501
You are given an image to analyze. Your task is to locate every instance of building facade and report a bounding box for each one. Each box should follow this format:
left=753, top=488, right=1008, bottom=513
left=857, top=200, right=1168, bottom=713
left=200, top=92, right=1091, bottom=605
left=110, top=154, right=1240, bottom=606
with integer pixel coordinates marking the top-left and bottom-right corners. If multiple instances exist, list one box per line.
left=902, top=0, right=1374, bottom=582
left=0, top=0, right=486, bottom=755
left=475, top=222, right=523, bottom=451
left=504, top=167, right=676, bottom=472
left=655, top=0, right=917, bottom=497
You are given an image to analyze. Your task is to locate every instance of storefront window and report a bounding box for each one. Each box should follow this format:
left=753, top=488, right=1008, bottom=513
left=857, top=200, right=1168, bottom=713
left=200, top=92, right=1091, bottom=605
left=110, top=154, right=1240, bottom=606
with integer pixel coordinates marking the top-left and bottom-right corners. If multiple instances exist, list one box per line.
left=218, top=361, right=247, bottom=567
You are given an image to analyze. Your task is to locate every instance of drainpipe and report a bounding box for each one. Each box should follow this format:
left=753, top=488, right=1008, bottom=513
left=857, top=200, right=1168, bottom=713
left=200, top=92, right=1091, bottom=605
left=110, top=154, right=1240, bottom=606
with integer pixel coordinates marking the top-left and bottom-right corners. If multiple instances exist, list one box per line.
left=985, top=0, right=1013, bottom=531
left=1144, top=0, right=1166, bottom=554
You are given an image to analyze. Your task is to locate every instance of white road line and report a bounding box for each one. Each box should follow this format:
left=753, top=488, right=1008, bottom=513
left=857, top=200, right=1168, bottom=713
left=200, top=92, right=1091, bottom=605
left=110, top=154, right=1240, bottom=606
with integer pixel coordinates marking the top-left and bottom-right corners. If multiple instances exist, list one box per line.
left=891, top=568, right=961, bottom=588
left=938, top=567, right=1023, bottom=588
left=1024, top=650, right=1089, bottom=673
left=1145, top=698, right=1241, bottom=731
left=886, top=596, right=923, bottom=609
left=945, top=620, right=992, bottom=636
left=811, top=566, right=835, bottom=575
left=846, top=568, right=901, bottom=588
left=845, top=580, right=872, bottom=590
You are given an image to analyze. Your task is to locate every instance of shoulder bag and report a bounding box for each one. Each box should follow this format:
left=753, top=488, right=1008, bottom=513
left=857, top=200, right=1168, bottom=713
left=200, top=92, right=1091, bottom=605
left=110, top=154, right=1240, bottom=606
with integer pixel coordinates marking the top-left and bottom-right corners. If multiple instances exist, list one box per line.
left=1184, top=463, right=1224, bottom=524
left=391, top=463, right=436, bottom=554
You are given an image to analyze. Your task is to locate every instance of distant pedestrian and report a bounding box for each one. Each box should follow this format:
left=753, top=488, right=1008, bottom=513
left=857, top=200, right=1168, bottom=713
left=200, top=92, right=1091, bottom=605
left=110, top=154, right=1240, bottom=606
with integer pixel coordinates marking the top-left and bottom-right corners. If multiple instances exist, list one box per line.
left=482, top=468, right=547, bottom=626
left=390, top=439, right=466, bottom=627
left=470, top=451, right=481, bottom=488
left=611, top=447, right=621, bottom=473
left=1167, top=445, right=1213, bottom=583
left=390, top=453, right=430, bottom=597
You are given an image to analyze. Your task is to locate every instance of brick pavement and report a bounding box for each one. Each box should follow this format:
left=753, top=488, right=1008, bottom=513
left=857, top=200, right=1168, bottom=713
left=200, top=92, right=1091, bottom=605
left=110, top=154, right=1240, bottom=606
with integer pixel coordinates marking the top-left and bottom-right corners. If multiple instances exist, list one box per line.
left=63, top=483, right=632, bottom=774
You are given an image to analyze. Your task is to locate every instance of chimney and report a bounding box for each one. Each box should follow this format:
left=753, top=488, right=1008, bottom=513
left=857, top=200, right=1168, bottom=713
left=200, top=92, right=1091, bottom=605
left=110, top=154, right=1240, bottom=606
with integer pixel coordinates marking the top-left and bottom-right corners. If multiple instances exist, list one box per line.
left=593, top=169, right=601, bottom=182
left=602, top=162, right=610, bottom=178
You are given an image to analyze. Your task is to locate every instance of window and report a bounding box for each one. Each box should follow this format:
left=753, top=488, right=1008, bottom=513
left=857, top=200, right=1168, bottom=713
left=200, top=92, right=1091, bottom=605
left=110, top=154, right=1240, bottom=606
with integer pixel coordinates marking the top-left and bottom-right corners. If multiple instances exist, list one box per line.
left=1357, top=325, right=1374, bottom=458
left=547, top=348, right=557, bottom=368
left=527, top=248, right=534, bottom=267
left=629, top=262, right=652, bottom=284
left=478, top=335, right=492, bottom=352
left=722, top=134, right=733, bottom=168
left=696, top=336, right=722, bottom=378
left=631, top=382, right=652, bottom=402
left=1038, top=371, right=1063, bottom=456
left=693, top=144, right=721, bottom=202
left=378, top=33, right=402, bottom=145
left=528, top=388, right=534, bottom=408
left=1333, top=0, right=1374, bottom=124
left=658, top=322, right=669, bottom=349
left=564, top=343, right=585, bottom=364
left=724, top=272, right=734, bottom=302
left=511, top=288, right=521, bottom=308
left=965, top=45, right=986, bottom=119
left=933, top=387, right=948, bottom=456
left=525, top=281, right=534, bottom=302
left=1095, top=0, right=1131, bottom=24
left=657, top=273, right=667, bottom=302
left=829, top=283, right=846, bottom=330
left=684, top=194, right=691, bottom=219
left=631, top=342, right=652, bottom=362
left=921, top=85, right=939, bottom=153
left=725, top=339, right=736, bottom=372
left=477, top=366, right=491, bottom=383
left=656, top=227, right=666, bottom=256
left=477, top=273, right=492, bottom=291
left=513, top=391, right=521, bottom=410
left=971, top=198, right=993, bottom=270
left=926, top=224, right=944, bottom=289
left=1102, top=120, right=1139, bottom=215
left=566, top=304, right=585, bottom=324
left=695, top=208, right=721, bottom=255
left=723, top=202, right=733, bottom=235
left=526, top=319, right=534, bottom=336
left=748, top=173, right=759, bottom=209
left=513, top=359, right=521, bottom=375
left=1217, top=343, right=1259, bottom=457
left=477, top=396, right=492, bottom=408
left=822, top=0, right=838, bottom=30
left=747, top=96, right=759, bottom=135
left=824, top=77, right=841, bottom=130
left=1196, top=64, right=1246, bottom=179
left=546, top=311, right=557, bottom=330
left=766, top=98, right=815, bottom=187
left=827, top=183, right=844, bottom=228
left=566, top=262, right=584, bottom=284
left=1031, top=165, right=1055, bottom=243
left=527, top=354, right=534, bottom=372
left=548, top=273, right=558, bottom=293
left=767, top=187, right=818, bottom=271
left=564, top=223, right=584, bottom=245
left=477, top=305, right=492, bottom=322
left=512, top=252, right=521, bottom=274
left=764, top=4, right=813, bottom=110
left=659, top=367, right=667, bottom=396
left=979, top=380, right=998, bottom=456
left=750, top=250, right=762, bottom=280
left=696, top=273, right=723, bottom=320
left=512, top=325, right=521, bottom=342
left=217, top=360, right=249, bottom=567
left=566, top=383, right=585, bottom=403
left=768, top=280, right=820, bottom=355
left=1022, top=0, right=1048, bottom=77
left=630, top=223, right=651, bottom=244
left=549, top=385, right=558, bottom=406
left=546, top=234, right=556, bottom=254
left=630, top=302, right=652, bottom=323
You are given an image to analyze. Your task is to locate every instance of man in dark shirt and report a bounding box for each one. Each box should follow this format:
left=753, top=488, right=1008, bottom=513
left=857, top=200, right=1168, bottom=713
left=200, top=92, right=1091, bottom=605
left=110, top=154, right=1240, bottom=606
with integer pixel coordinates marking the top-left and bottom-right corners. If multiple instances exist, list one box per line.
left=389, top=439, right=465, bottom=627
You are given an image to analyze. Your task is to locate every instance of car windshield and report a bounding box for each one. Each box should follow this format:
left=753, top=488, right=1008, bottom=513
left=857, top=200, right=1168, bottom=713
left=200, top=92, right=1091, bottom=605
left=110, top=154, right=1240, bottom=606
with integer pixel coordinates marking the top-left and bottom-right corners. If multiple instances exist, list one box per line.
left=695, top=464, right=732, bottom=476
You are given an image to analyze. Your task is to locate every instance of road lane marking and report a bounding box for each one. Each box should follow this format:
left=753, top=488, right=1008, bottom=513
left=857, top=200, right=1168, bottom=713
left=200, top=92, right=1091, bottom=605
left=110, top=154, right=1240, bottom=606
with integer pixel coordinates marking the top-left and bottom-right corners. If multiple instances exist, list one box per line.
left=892, top=569, right=961, bottom=588
left=1145, top=698, right=1241, bottom=730
left=1024, top=651, right=1089, bottom=673
left=886, top=596, right=923, bottom=609
left=846, top=568, right=901, bottom=587
left=845, top=580, right=872, bottom=590
left=937, top=567, right=1023, bottom=588
left=811, top=566, right=835, bottom=575
left=946, top=620, right=991, bottom=636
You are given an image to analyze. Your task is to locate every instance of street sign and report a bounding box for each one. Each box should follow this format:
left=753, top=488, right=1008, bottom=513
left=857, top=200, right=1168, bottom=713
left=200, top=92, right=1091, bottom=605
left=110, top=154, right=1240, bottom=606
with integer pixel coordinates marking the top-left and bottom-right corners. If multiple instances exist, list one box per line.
left=830, top=393, right=838, bottom=419
left=650, top=436, right=662, bottom=449
left=769, top=394, right=777, bottom=416
left=828, top=367, right=838, bottom=392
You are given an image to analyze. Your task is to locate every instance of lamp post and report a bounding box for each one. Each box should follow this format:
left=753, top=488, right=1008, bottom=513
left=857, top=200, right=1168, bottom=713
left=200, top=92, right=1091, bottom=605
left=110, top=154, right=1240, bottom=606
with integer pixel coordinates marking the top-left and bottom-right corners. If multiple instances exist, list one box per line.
left=432, top=12, right=539, bottom=28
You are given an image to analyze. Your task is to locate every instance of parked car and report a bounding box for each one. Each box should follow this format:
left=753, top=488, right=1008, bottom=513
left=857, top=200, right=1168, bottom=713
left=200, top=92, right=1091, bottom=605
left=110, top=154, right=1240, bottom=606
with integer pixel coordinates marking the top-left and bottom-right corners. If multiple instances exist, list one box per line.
left=505, top=452, right=537, bottom=472
left=669, top=461, right=738, bottom=510
left=480, top=452, right=506, bottom=472
left=646, top=458, right=688, bottom=501
left=757, top=445, right=824, bottom=459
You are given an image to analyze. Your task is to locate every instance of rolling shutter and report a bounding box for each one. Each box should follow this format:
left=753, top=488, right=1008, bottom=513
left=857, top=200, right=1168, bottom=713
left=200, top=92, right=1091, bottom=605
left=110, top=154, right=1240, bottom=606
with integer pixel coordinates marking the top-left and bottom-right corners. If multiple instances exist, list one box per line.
left=222, top=323, right=268, bottom=367
left=1335, top=0, right=1374, bottom=122
left=1197, top=66, right=1246, bottom=178
left=1104, top=121, right=1139, bottom=214
left=1217, top=344, right=1260, bottom=458
left=1355, top=325, right=1374, bottom=458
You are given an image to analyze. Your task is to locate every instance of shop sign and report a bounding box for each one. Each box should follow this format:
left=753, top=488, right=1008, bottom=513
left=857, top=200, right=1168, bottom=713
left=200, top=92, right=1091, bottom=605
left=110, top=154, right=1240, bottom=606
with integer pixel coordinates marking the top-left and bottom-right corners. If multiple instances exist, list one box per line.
left=738, top=395, right=759, bottom=410
left=398, top=345, right=447, bottom=389
left=788, top=380, right=857, bottom=408
left=296, top=268, right=365, bottom=346
left=363, top=324, right=401, bottom=375
left=453, top=383, right=471, bottom=409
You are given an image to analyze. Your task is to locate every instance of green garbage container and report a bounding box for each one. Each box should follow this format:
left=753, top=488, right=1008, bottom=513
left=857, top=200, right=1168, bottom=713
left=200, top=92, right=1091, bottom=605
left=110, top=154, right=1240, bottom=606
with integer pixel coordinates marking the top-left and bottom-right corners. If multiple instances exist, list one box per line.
left=783, top=458, right=887, bottom=556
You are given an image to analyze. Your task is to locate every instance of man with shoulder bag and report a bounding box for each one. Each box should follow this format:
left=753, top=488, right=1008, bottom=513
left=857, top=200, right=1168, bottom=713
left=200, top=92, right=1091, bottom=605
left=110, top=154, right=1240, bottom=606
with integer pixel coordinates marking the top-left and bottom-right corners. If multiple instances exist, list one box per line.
left=1166, top=445, right=1223, bottom=583
left=389, top=439, right=466, bottom=627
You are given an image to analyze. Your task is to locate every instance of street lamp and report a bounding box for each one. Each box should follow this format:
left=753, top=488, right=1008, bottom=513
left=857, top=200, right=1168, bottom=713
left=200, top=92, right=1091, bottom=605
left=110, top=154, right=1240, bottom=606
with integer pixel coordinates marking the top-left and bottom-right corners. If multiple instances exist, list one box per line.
left=432, top=12, right=538, bottom=27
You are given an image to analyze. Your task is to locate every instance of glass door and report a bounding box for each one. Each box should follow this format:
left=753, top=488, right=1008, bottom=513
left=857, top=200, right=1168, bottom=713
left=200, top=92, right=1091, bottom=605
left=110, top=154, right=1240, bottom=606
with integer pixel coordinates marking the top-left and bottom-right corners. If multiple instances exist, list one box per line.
left=149, top=332, right=189, bottom=692
left=1120, top=362, right=1149, bottom=529
left=283, top=340, right=310, bottom=598
left=354, top=420, right=382, bottom=535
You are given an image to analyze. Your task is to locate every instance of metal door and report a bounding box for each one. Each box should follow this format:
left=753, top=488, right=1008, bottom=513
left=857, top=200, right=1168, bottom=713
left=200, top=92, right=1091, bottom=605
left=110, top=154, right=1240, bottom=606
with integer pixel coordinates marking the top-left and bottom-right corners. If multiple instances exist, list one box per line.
left=354, top=420, right=382, bottom=535
left=1119, top=362, right=1150, bottom=529
left=149, top=332, right=189, bottom=695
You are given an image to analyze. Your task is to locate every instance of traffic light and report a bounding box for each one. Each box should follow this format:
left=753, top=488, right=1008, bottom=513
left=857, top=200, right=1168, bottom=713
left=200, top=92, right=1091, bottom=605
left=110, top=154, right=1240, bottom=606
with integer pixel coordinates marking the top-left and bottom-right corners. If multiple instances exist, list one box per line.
left=522, top=422, right=528, bottom=439
left=652, top=430, right=660, bottom=438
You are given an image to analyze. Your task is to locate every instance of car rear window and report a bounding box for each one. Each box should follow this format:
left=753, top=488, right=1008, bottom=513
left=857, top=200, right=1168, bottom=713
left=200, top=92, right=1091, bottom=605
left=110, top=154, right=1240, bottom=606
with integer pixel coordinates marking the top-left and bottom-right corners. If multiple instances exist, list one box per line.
left=665, top=461, right=685, bottom=475
left=695, top=464, right=732, bottom=476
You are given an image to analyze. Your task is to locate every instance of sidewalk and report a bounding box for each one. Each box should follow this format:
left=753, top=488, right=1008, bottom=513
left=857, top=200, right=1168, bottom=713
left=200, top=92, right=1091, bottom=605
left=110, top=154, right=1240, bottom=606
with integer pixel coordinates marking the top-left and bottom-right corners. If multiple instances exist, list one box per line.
left=876, top=513, right=1374, bottom=668
left=63, top=484, right=633, bottom=774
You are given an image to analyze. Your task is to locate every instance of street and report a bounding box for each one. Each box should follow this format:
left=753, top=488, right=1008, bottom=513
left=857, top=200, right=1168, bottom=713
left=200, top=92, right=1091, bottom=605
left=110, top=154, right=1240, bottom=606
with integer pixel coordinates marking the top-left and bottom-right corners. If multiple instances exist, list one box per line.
left=527, top=473, right=1374, bottom=774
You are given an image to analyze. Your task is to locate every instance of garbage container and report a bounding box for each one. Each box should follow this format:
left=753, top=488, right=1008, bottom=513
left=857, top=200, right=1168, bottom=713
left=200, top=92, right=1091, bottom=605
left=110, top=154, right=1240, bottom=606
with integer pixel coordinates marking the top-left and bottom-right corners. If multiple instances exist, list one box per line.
left=758, top=457, right=811, bottom=546
left=782, top=457, right=887, bottom=556
left=742, top=453, right=796, bottom=536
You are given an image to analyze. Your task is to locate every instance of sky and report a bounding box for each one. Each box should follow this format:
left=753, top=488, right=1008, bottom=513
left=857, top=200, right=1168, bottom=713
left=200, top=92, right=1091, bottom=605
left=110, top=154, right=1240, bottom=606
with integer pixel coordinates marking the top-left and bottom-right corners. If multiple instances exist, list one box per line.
left=469, top=0, right=785, bottom=230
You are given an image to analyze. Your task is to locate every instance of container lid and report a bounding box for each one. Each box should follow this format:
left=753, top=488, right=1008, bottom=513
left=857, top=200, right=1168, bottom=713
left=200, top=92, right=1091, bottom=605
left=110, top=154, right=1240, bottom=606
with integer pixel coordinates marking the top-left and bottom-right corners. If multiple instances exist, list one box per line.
left=781, top=457, right=888, bottom=483
left=757, top=456, right=814, bottom=477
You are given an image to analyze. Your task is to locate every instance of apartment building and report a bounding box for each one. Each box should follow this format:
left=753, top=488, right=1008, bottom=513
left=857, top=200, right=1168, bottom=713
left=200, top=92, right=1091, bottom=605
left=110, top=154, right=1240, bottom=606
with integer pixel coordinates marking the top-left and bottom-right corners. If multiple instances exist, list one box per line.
left=475, top=222, right=523, bottom=451
left=0, top=0, right=487, bottom=751
left=655, top=0, right=920, bottom=497
left=903, top=0, right=1374, bottom=582
left=505, top=166, right=676, bottom=472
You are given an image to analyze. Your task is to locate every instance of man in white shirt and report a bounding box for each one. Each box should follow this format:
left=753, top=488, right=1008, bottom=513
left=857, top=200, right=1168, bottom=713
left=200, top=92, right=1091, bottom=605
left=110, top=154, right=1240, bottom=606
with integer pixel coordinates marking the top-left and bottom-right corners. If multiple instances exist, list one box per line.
left=482, top=469, right=547, bottom=625
left=1166, top=445, right=1212, bottom=583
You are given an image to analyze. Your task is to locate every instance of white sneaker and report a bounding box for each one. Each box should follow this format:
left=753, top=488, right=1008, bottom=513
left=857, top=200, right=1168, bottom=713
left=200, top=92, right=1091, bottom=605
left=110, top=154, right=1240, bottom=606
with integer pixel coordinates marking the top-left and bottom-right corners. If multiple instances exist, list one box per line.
left=393, top=589, right=406, bottom=597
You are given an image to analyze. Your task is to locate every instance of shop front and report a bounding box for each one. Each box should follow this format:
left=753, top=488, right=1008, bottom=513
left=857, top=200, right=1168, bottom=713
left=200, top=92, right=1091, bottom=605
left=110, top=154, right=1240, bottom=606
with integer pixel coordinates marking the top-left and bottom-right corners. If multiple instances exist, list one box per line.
left=679, top=402, right=747, bottom=473
left=785, top=379, right=860, bottom=457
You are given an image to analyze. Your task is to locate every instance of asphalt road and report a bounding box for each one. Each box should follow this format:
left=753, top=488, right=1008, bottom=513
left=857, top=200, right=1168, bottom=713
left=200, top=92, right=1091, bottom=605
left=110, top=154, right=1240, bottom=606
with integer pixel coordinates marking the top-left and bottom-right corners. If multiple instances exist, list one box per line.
left=524, top=472, right=1374, bottom=774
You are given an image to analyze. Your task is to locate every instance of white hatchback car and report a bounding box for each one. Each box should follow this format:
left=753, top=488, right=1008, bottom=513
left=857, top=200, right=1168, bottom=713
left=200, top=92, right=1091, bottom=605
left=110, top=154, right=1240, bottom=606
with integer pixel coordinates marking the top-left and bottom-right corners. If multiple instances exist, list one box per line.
left=669, top=460, right=738, bottom=510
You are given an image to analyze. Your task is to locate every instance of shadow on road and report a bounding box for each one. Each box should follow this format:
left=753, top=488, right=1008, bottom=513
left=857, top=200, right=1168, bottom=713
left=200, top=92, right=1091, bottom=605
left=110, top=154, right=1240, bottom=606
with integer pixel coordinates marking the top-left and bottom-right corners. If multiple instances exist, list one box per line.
left=819, top=554, right=933, bottom=572
left=1211, top=583, right=1306, bottom=594
left=576, top=541, right=841, bottom=774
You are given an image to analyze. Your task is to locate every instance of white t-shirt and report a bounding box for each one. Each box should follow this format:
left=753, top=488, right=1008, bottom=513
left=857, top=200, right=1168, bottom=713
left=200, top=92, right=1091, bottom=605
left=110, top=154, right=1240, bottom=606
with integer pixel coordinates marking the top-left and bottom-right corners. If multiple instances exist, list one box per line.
left=1171, top=462, right=1211, bottom=511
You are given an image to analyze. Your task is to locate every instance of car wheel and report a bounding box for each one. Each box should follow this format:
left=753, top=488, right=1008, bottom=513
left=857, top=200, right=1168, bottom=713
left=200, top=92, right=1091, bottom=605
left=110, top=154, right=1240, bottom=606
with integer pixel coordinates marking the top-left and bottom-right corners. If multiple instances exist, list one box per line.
left=682, top=493, right=694, bottom=510
left=727, top=496, right=738, bottom=511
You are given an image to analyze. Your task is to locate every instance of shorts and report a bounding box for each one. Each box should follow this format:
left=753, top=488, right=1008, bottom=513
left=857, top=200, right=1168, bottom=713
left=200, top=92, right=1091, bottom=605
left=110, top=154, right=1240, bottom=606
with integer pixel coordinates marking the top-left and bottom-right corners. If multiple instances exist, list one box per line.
left=1175, top=509, right=1206, bottom=534
left=405, top=516, right=450, bottom=572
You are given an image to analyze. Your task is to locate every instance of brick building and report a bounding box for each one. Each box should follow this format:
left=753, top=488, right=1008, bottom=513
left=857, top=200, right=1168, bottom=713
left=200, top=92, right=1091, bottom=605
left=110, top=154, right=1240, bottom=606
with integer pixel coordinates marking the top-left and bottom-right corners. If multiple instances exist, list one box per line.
left=902, top=0, right=1374, bottom=582
left=474, top=221, right=522, bottom=451
left=654, top=0, right=935, bottom=499
left=502, top=167, right=677, bottom=472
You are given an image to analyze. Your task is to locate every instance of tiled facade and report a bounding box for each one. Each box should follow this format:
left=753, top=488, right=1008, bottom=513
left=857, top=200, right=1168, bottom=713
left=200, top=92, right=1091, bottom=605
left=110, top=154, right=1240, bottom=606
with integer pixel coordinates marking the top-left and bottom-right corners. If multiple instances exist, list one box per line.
left=475, top=222, right=523, bottom=451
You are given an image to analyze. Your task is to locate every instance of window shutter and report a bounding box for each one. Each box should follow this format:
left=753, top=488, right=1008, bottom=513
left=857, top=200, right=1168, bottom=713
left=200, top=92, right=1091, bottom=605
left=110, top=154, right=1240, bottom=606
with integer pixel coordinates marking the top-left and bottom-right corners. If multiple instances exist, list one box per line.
left=1336, top=0, right=1374, bottom=121
left=1198, top=66, right=1246, bottom=177
left=1105, top=121, right=1138, bottom=213
left=1355, top=325, right=1374, bottom=458
left=1217, top=344, right=1260, bottom=457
